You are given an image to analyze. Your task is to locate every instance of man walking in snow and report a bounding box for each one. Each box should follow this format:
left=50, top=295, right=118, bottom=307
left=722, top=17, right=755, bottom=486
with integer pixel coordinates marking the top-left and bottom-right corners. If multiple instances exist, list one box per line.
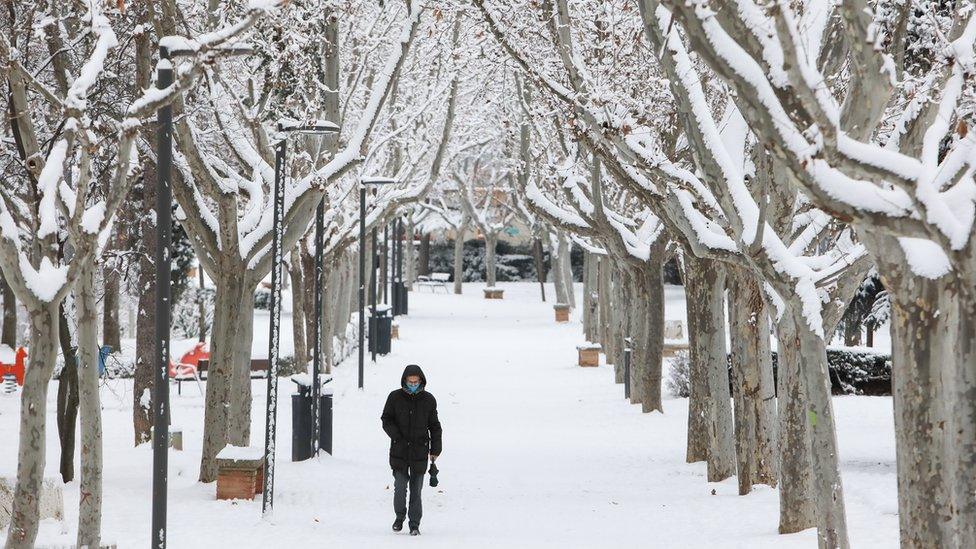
left=381, top=364, right=442, bottom=536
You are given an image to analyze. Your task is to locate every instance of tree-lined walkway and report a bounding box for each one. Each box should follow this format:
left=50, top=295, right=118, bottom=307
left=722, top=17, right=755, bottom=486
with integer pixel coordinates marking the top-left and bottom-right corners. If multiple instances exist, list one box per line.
left=253, top=284, right=896, bottom=547
left=0, top=283, right=897, bottom=547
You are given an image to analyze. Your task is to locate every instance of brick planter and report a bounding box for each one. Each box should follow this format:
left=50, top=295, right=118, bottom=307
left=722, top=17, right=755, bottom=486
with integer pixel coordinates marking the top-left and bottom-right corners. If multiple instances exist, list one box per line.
left=482, top=287, right=504, bottom=300
left=216, top=446, right=265, bottom=501
left=554, top=304, right=570, bottom=323
left=577, top=343, right=601, bottom=367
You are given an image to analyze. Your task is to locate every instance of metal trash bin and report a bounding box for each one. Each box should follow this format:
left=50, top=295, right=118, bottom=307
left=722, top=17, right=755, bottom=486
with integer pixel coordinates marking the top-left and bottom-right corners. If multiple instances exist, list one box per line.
left=368, top=305, right=392, bottom=355
left=291, top=375, right=334, bottom=461
left=319, top=388, right=334, bottom=455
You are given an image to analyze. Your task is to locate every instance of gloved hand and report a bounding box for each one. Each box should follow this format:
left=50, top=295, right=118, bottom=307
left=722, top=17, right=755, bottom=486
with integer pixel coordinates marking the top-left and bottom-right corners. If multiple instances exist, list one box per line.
left=429, top=462, right=439, bottom=487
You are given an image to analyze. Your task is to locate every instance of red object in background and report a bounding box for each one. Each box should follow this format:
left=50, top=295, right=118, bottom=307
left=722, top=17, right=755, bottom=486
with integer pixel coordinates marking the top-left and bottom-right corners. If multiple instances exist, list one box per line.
left=1, top=347, right=27, bottom=386
left=168, top=342, right=209, bottom=379
left=179, top=342, right=209, bottom=367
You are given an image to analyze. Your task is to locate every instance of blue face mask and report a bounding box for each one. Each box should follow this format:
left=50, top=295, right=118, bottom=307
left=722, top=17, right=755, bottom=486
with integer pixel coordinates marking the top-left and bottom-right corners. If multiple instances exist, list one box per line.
left=405, top=382, right=420, bottom=394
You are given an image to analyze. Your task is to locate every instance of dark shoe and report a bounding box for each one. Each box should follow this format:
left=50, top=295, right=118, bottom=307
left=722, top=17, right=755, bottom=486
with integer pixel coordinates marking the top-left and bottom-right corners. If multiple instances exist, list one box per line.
left=409, top=528, right=420, bottom=536
left=393, top=518, right=404, bottom=532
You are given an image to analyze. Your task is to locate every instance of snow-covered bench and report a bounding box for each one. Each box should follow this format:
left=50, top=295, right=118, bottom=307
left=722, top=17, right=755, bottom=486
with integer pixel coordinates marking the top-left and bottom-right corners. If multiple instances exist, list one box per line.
left=416, top=272, right=450, bottom=292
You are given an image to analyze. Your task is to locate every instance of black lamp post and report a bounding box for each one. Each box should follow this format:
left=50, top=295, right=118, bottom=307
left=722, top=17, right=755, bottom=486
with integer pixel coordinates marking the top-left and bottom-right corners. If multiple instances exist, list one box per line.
left=262, top=119, right=339, bottom=515
left=152, top=43, right=251, bottom=549
left=358, top=177, right=396, bottom=390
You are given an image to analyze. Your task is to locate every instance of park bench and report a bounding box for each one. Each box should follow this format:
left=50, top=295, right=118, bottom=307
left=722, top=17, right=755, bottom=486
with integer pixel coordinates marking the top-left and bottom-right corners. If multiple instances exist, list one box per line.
left=416, top=272, right=450, bottom=292
left=215, top=446, right=265, bottom=501
left=196, top=358, right=270, bottom=378
left=175, top=358, right=271, bottom=395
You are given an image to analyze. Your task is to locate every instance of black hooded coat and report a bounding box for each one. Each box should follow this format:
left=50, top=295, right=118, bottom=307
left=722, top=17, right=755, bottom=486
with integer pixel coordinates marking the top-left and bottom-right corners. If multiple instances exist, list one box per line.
left=381, top=365, right=442, bottom=473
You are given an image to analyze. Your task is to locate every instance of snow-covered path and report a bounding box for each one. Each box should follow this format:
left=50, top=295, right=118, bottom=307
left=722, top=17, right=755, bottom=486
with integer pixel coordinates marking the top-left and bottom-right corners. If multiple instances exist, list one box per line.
left=1, top=282, right=898, bottom=547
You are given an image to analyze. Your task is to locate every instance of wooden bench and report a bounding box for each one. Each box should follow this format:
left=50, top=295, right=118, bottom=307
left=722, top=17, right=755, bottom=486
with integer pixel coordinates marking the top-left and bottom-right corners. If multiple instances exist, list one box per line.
left=216, top=446, right=265, bottom=501
left=197, top=359, right=269, bottom=378
left=416, top=272, right=450, bottom=292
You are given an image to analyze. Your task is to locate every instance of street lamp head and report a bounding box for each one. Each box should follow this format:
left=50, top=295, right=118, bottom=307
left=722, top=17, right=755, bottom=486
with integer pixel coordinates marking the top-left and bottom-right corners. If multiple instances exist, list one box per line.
left=277, top=118, right=340, bottom=135
left=361, top=176, right=398, bottom=186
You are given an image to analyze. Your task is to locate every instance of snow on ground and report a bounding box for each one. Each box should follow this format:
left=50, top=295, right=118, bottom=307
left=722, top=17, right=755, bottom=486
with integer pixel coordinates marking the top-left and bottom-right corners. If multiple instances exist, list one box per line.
left=1, top=282, right=897, bottom=547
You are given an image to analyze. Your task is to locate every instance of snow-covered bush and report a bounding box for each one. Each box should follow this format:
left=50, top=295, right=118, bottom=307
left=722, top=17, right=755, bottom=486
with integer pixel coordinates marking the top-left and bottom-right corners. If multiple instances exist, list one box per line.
left=762, top=348, right=892, bottom=396
left=666, top=351, right=691, bottom=398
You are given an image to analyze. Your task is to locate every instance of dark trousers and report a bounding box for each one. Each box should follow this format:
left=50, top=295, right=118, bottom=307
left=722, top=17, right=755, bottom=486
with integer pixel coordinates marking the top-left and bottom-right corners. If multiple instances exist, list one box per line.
left=393, top=465, right=425, bottom=527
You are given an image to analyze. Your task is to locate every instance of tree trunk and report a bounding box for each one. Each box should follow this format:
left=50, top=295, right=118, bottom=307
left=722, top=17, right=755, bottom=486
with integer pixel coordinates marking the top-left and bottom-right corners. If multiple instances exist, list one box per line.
left=559, top=236, right=576, bottom=308
left=0, top=271, right=16, bottom=347
left=842, top=318, right=861, bottom=347
left=950, top=291, right=976, bottom=547
left=322, top=259, right=338, bottom=374
left=726, top=268, right=777, bottom=495
left=532, top=238, right=546, bottom=301
left=775, top=313, right=817, bottom=534
left=792, top=310, right=849, bottom=548
left=134, top=168, right=158, bottom=446
left=485, top=233, right=498, bottom=287
left=289, top=248, right=308, bottom=370
left=552, top=236, right=568, bottom=305
left=102, top=255, right=121, bottom=352
left=301, top=248, right=316, bottom=370
left=5, top=304, right=59, bottom=549
left=198, top=267, right=207, bottom=342
left=683, top=255, right=708, bottom=464
left=886, top=273, right=954, bottom=546
left=418, top=232, right=431, bottom=277
left=199, top=270, right=247, bottom=482
left=453, top=225, right=466, bottom=294
left=610, top=265, right=626, bottom=384
left=56, top=304, right=79, bottom=483
left=405, top=219, right=416, bottom=290
left=583, top=253, right=600, bottom=341
left=227, top=286, right=256, bottom=447
left=597, top=256, right=612, bottom=363
left=75, top=263, right=103, bottom=548
left=335, top=254, right=354, bottom=353
left=625, top=270, right=645, bottom=407
left=632, top=259, right=665, bottom=413
left=684, top=255, right=734, bottom=479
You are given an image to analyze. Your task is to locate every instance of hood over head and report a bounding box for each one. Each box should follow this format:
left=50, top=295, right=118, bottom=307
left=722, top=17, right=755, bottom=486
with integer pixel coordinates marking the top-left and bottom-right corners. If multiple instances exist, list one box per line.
left=401, top=364, right=427, bottom=392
